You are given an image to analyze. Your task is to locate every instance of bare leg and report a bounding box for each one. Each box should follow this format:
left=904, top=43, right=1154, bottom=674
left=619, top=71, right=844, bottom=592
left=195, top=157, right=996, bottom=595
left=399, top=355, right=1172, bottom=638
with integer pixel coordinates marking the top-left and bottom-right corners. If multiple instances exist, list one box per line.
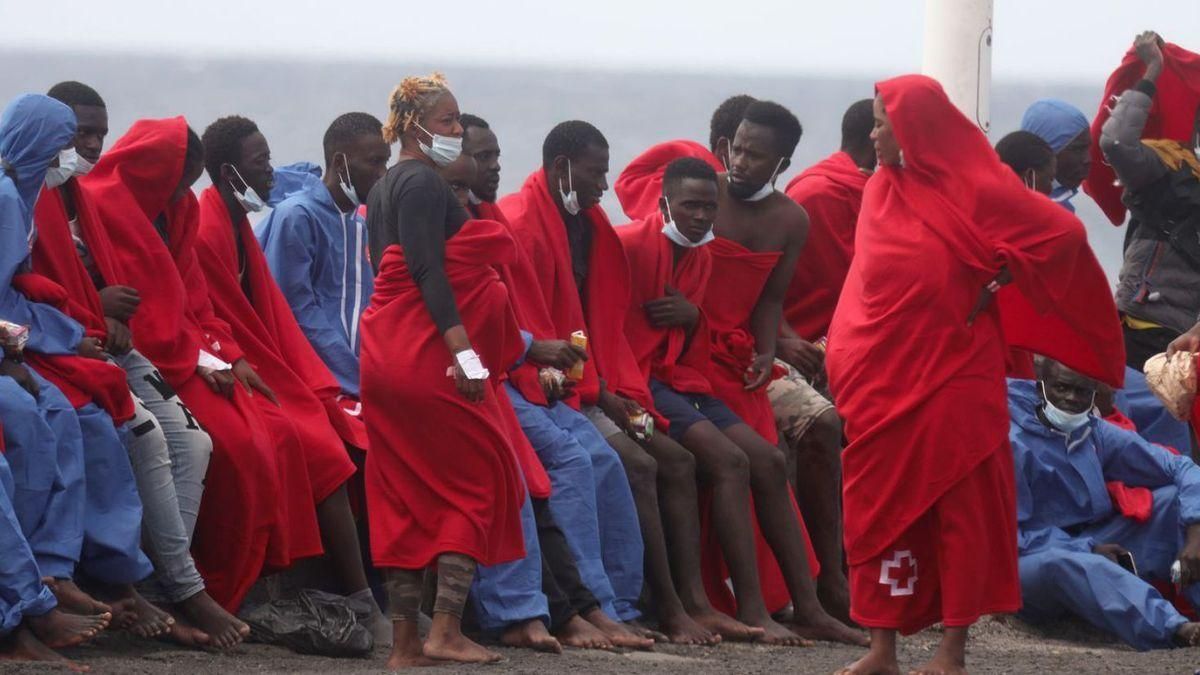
left=421, top=554, right=500, bottom=663
left=835, top=628, right=899, bottom=675
left=910, top=626, right=968, bottom=675
left=787, top=409, right=850, bottom=624
left=678, top=421, right=800, bottom=646
left=317, top=485, right=369, bottom=593
left=604, top=433, right=716, bottom=646
left=723, top=424, right=864, bottom=646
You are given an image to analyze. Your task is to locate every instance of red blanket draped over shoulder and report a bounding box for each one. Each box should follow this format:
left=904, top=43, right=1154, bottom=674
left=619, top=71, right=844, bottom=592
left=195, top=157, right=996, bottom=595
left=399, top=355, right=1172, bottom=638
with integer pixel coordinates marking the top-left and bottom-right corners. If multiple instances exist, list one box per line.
left=81, top=118, right=291, bottom=611
left=783, top=151, right=869, bottom=341
left=1085, top=42, right=1200, bottom=225
left=617, top=212, right=712, bottom=398
left=827, top=75, right=1125, bottom=568
left=196, top=186, right=367, bottom=454
left=362, top=219, right=527, bottom=568
left=615, top=140, right=723, bottom=221
left=498, top=169, right=659, bottom=423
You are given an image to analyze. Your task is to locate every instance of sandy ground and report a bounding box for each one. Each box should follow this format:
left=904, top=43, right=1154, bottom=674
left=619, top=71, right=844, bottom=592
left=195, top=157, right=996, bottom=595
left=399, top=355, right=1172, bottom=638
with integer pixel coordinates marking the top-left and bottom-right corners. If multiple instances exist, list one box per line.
left=8, top=616, right=1200, bottom=674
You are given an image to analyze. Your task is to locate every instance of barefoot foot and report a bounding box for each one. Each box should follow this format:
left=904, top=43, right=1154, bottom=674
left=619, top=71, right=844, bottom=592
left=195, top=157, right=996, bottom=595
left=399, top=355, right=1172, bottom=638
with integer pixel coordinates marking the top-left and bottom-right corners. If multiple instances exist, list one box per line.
left=159, top=610, right=211, bottom=648
left=658, top=610, right=720, bottom=646
left=817, top=574, right=854, bottom=626
left=27, top=608, right=109, bottom=648
left=177, top=591, right=247, bottom=649
left=112, top=586, right=173, bottom=638
left=690, top=607, right=764, bottom=642
left=908, top=655, right=967, bottom=675
left=835, top=650, right=902, bottom=675
left=385, top=621, right=439, bottom=670
left=423, top=631, right=501, bottom=664
left=0, top=626, right=88, bottom=672
left=42, top=578, right=110, bottom=616
left=742, top=615, right=813, bottom=647
left=554, top=614, right=613, bottom=650
left=788, top=611, right=869, bottom=646
left=582, top=609, right=654, bottom=650
left=501, top=618, right=562, bottom=654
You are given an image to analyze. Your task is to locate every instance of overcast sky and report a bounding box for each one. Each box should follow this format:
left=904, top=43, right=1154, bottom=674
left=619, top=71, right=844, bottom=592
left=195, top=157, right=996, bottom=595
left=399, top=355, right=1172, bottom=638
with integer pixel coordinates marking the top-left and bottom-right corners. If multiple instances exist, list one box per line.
left=2, top=0, right=1198, bottom=81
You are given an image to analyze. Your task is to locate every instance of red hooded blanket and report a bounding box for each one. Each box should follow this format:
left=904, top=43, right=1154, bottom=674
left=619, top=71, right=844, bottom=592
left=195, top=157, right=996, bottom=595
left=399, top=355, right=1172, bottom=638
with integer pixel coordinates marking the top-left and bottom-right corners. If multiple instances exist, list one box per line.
left=827, top=74, right=1125, bottom=582
left=362, top=219, right=527, bottom=568
left=1085, top=42, right=1200, bottom=225
left=783, top=151, right=869, bottom=341
left=81, top=118, right=296, bottom=611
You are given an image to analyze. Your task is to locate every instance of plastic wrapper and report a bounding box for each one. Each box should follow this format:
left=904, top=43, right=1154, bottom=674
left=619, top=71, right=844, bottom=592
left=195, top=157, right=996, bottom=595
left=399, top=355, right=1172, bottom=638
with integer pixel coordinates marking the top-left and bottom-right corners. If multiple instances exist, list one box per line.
left=242, top=588, right=373, bottom=657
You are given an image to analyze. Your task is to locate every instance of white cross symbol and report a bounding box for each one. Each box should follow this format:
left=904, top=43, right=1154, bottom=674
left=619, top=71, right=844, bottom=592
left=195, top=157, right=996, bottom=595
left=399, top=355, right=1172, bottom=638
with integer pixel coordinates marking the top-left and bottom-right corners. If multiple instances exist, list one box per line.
left=879, top=550, right=917, bottom=597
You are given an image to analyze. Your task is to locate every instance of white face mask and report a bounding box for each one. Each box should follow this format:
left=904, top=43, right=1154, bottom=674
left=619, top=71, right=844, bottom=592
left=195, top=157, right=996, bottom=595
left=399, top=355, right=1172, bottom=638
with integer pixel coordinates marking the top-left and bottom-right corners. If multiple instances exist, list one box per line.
left=414, top=122, right=462, bottom=168
left=722, top=153, right=783, bottom=202
left=1040, top=381, right=1094, bottom=433
left=467, top=190, right=483, bottom=206
left=559, top=158, right=582, bottom=216
left=73, top=152, right=95, bottom=178
left=44, top=147, right=79, bottom=189
left=335, top=153, right=358, bottom=209
left=661, top=200, right=714, bottom=248
left=227, top=164, right=266, bottom=213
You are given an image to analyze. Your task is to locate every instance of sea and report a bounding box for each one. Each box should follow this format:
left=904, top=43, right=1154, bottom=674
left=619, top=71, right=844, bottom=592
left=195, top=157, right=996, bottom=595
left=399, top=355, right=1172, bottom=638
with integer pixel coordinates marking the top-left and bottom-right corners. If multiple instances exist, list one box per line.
left=0, top=49, right=1126, bottom=280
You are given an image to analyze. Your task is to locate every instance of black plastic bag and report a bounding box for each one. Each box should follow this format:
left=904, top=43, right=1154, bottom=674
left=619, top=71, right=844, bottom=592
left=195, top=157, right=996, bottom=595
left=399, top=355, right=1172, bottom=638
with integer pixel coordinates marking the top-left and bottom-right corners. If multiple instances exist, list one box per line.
left=243, top=588, right=373, bottom=657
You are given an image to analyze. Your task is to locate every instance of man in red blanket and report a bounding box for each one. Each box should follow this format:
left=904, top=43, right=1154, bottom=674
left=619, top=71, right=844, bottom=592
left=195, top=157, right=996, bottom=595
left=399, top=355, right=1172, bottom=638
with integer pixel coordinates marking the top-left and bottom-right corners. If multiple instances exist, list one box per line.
left=828, top=75, right=1125, bottom=675
left=82, top=118, right=297, bottom=618
left=195, top=116, right=389, bottom=644
left=31, top=81, right=245, bottom=648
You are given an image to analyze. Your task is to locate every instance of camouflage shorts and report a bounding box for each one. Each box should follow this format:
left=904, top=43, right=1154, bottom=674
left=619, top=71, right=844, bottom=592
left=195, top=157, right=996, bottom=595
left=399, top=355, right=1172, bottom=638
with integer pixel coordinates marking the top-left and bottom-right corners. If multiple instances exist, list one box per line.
left=767, top=360, right=835, bottom=442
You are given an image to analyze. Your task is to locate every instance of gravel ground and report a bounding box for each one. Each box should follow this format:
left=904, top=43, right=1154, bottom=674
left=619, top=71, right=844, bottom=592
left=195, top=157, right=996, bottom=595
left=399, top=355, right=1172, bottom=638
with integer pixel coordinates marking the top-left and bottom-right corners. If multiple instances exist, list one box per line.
left=9, top=615, right=1200, bottom=674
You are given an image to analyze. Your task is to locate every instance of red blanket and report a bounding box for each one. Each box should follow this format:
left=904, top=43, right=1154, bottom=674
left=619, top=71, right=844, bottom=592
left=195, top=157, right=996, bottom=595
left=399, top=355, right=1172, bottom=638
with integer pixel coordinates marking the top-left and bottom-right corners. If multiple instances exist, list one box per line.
left=617, top=212, right=712, bottom=399
left=1084, top=42, right=1200, bottom=225
left=783, top=151, right=869, bottom=341
left=827, top=75, right=1125, bottom=567
left=614, top=140, right=723, bottom=221
left=362, top=219, right=527, bottom=568
left=12, top=272, right=133, bottom=424
left=499, top=169, right=658, bottom=420
left=81, top=118, right=291, bottom=611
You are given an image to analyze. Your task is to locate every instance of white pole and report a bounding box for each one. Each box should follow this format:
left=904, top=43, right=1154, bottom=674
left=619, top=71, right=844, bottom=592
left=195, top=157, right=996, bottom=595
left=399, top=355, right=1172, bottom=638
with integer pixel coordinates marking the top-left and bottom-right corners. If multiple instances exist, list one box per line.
left=922, top=0, right=994, bottom=133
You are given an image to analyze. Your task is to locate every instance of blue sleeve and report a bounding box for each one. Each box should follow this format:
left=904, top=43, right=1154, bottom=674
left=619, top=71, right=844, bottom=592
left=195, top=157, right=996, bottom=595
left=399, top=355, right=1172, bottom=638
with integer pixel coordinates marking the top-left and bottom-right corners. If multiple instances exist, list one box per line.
left=261, top=206, right=360, bottom=395
left=0, top=196, right=83, bottom=355
left=511, top=330, right=534, bottom=368
left=1014, top=432, right=1095, bottom=555
left=1095, top=420, right=1200, bottom=525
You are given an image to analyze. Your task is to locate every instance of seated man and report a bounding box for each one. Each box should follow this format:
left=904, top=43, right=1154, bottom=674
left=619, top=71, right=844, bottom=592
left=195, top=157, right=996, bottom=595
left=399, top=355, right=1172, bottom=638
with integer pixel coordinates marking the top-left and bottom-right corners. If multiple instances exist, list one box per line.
left=1010, top=357, right=1200, bottom=650
left=256, top=113, right=389, bottom=402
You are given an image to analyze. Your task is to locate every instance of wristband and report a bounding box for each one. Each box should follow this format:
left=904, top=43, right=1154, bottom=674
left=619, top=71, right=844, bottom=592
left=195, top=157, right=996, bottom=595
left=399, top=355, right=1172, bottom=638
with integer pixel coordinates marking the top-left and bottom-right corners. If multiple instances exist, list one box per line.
left=455, top=349, right=490, bottom=381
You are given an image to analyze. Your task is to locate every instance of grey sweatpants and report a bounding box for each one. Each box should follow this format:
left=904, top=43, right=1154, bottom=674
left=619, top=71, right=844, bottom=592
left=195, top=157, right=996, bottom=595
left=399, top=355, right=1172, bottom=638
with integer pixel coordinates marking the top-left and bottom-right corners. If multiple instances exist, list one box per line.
left=112, top=349, right=212, bottom=602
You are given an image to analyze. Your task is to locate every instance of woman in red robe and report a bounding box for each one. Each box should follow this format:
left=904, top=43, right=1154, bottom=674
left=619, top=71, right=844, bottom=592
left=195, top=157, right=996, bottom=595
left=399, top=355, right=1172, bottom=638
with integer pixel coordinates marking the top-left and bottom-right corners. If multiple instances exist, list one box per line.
left=828, top=75, right=1125, bottom=675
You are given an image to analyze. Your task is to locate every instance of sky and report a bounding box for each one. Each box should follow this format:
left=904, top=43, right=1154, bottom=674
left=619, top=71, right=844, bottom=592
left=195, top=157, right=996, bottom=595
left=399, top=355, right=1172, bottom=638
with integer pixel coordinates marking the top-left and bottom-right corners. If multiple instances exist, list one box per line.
left=2, top=0, right=1198, bottom=82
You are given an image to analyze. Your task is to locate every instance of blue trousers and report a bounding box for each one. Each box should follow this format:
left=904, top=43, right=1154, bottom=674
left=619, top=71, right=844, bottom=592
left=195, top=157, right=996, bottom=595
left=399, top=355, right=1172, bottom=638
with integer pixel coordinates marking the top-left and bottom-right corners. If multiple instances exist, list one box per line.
left=1020, top=485, right=1200, bottom=650
left=505, top=385, right=644, bottom=621
left=0, top=450, right=57, bottom=636
left=471, top=492, right=549, bottom=633
left=1116, top=366, right=1192, bottom=452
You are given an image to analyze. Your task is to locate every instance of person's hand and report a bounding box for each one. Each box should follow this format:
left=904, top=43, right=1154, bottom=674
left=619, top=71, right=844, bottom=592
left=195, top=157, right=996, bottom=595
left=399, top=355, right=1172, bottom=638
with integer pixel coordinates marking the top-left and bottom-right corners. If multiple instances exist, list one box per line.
left=1134, top=31, right=1165, bottom=79
left=0, top=357, right=39, bottom=396
left=643, top=286, right=700, bottom=329
left=1178, top=524, right=1200, bottom=585
left=527, top=339, right=587, bottom=370
left=777, top=337, right=824, bottom=380
left=452, top=361, right=486, bottom=402
left=99, top=285, right=141, bottom=322
left=1167, top=322, right=1200, bottom=357
left=103, top=318, right=133, bottom=356
left=1093, top=542, right=1131, bottom=565
left=197, top=365, right=236, bottom=398
left=76, top=336, right=105, bottom=360
left=743, top=352, right=775, bottom=391
left=231, top=358, right=279, bottom=405
left=598, top=388, right=643, bottom=434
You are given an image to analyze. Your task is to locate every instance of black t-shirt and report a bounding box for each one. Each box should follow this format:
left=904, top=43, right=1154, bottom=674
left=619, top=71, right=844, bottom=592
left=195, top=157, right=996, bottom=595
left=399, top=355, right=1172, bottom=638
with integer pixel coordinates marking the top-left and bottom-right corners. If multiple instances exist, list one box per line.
left=563, top=212, right=591, bottom=309
left=367, top=159, right=470, bottom=333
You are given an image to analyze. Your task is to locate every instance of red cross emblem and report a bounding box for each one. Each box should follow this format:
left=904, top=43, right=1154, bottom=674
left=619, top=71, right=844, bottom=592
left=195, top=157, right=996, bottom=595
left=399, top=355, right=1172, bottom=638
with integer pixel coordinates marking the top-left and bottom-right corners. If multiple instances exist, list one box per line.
left=879, top=550, right=918, bottom=597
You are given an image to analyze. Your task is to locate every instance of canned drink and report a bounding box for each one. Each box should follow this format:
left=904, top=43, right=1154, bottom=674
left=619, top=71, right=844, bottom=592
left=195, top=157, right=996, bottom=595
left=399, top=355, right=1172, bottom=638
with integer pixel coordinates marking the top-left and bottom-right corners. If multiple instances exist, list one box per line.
left=629, top=412, right=654, bottom=441
left=567, top=331, right=588, bottom=381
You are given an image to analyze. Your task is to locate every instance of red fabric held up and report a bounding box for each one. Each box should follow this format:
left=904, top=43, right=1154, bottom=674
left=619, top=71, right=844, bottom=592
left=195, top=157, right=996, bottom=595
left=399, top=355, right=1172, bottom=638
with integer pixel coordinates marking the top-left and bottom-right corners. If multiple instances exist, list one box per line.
left=1084, top=42, right=1200, bottom=225
left=614, top=140, right=723, bottom=221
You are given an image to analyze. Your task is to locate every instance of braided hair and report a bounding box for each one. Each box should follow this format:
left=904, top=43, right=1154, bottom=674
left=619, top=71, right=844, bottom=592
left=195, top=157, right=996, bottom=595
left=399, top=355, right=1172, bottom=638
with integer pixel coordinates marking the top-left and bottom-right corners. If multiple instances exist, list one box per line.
left=382, top=73, right=451, bottom=144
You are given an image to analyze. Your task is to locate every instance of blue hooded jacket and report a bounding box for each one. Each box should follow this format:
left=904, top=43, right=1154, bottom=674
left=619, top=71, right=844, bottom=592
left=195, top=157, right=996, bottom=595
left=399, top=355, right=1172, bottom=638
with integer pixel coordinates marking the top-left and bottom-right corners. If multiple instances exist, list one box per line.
left=256, top=162, right=372, bottom=396
left=0, top=94, right=84, bottom=355
left=1020, top=99, right=1090, bottom=212
left=1008, top=378, right=1200, bottom=556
